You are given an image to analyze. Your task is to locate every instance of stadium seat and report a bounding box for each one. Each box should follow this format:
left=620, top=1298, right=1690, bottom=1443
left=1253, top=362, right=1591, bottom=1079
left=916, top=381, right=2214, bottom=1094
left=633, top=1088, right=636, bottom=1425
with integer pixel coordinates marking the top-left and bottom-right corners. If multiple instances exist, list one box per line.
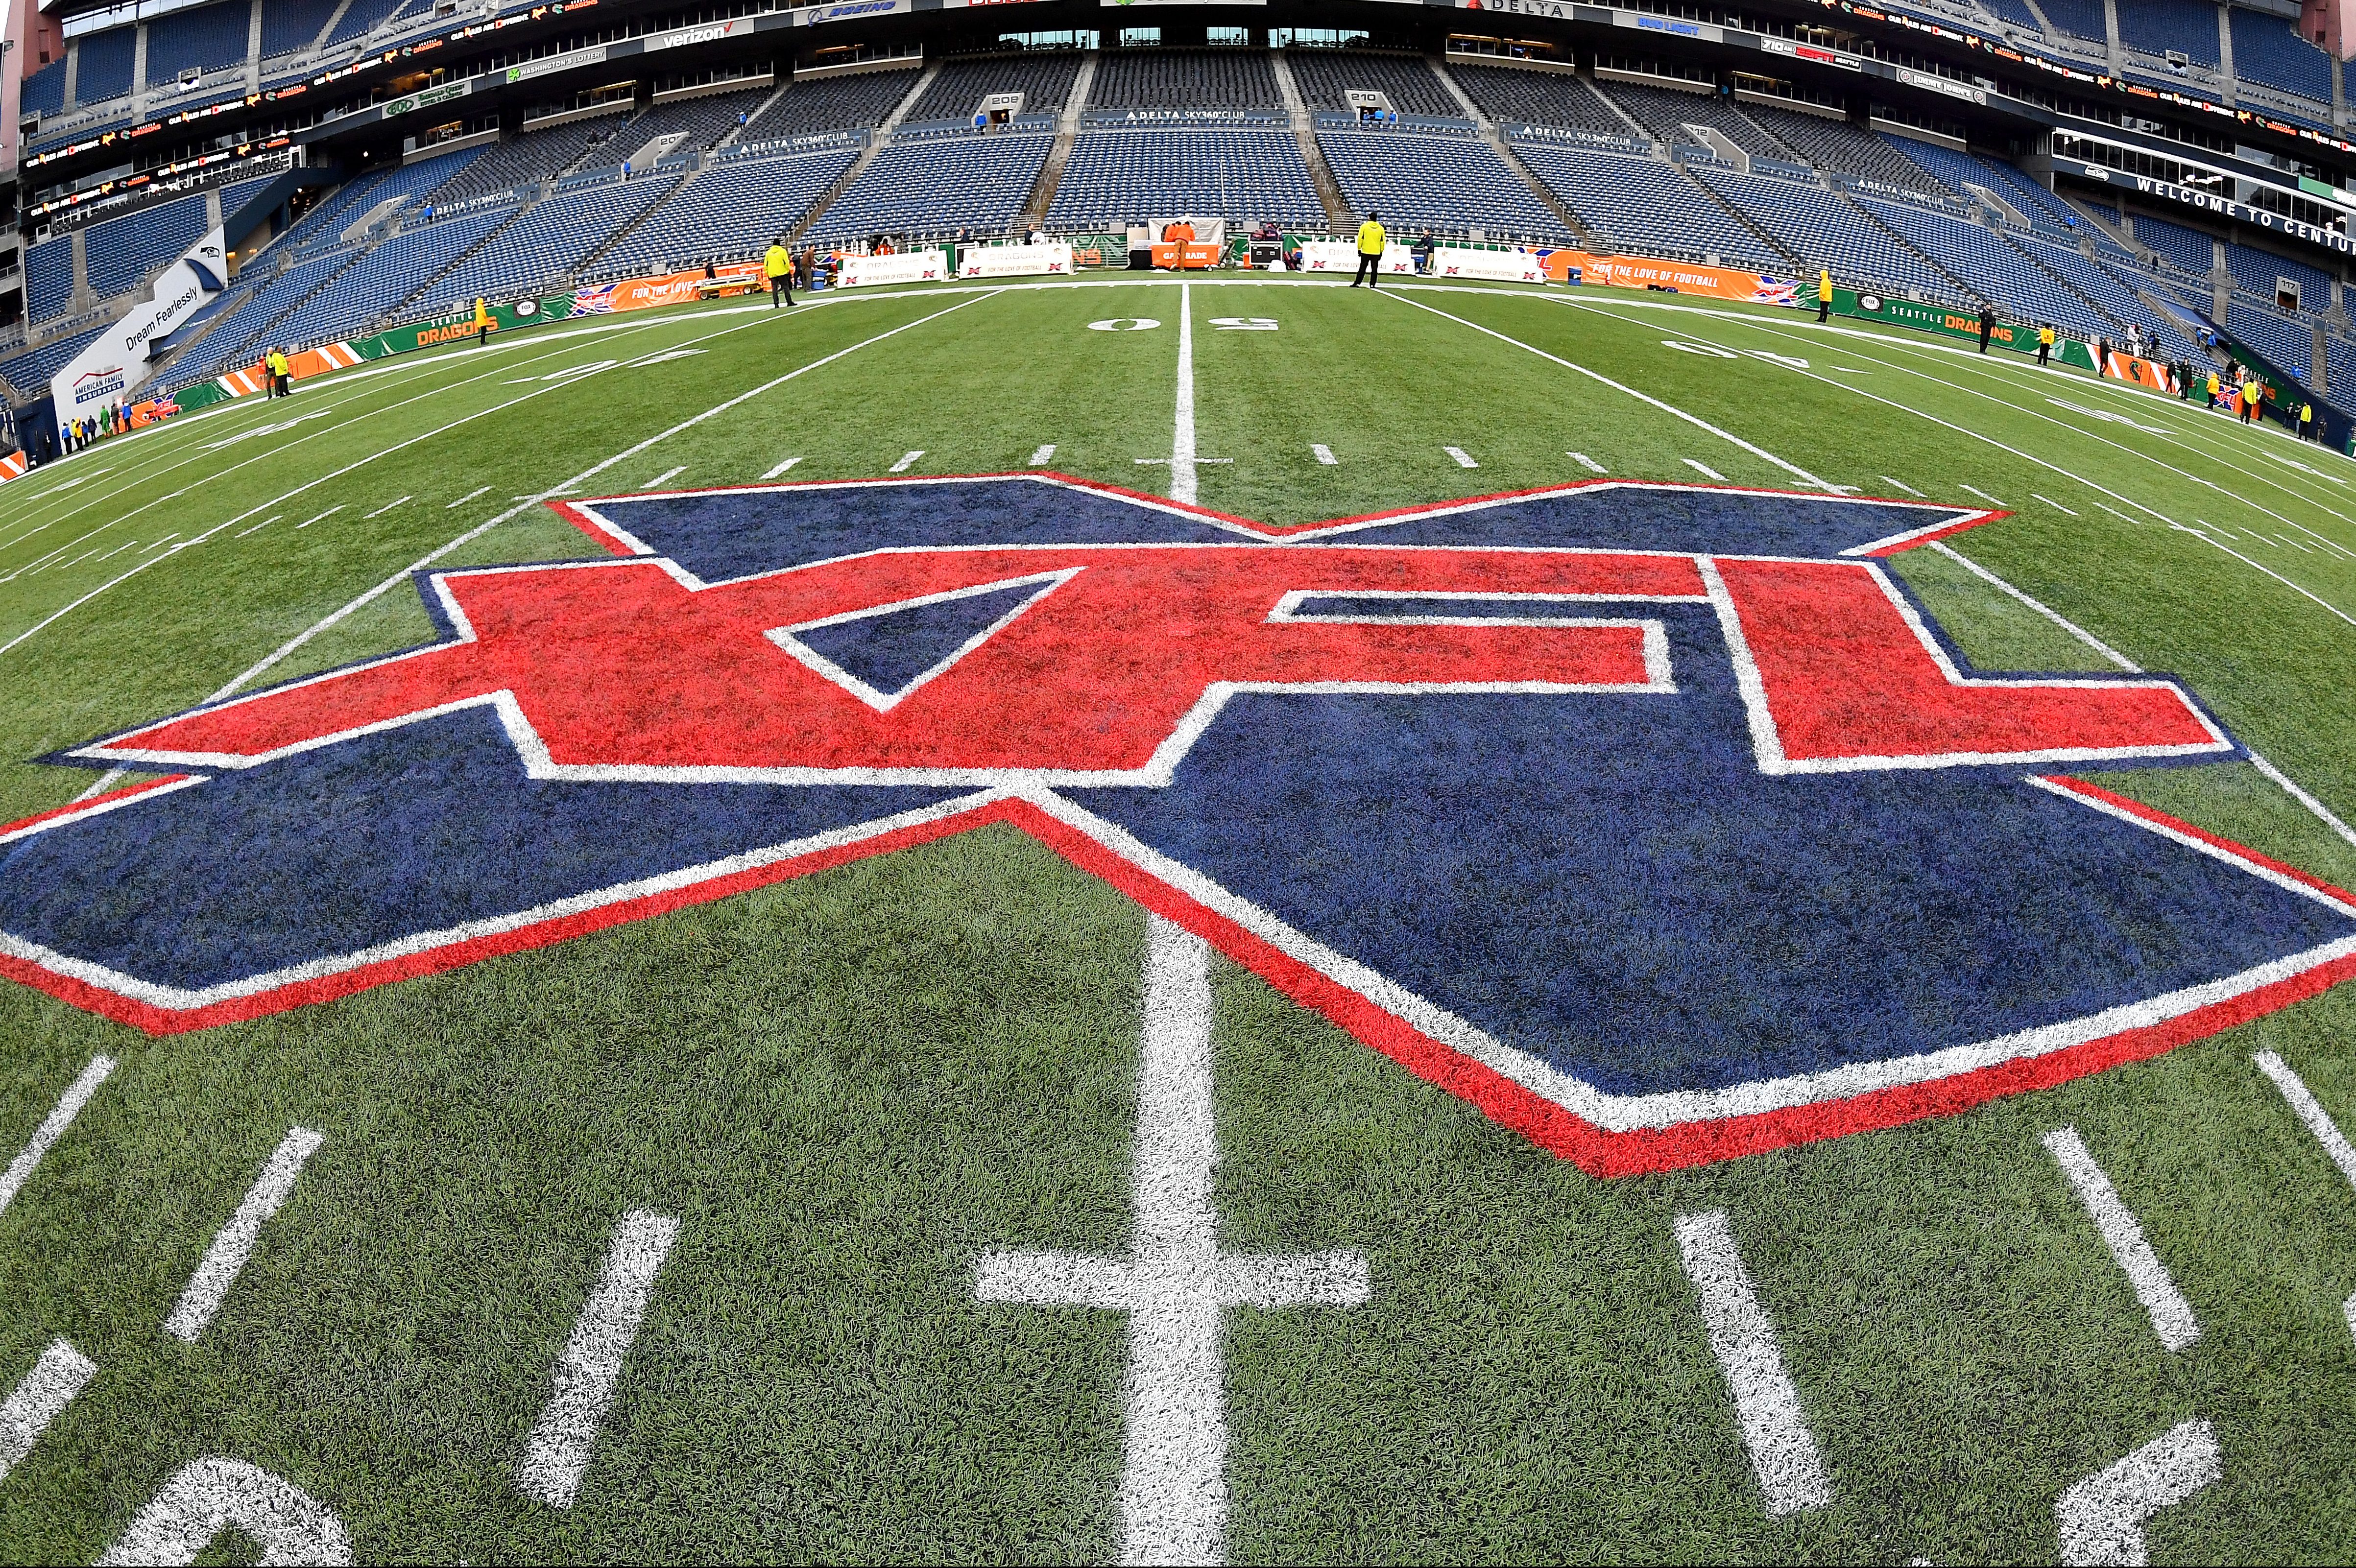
left=2038, top=0, right=2109, bottom=44
left=1701, top=170, right=1963, bottom=302
left=2223, top=240, right=2335, bottom=313
left=1743, top=101, right=1949, bottom=197
left=260, top=0, right=342, bottom=59
left=2133, top=213, right=2218, bottom=278
left=1317, top=128, right=1565, bottom=242
left=2230, top=7, right=2333, bottom=103
left=72, top=26, right=137, bottom=102
left=24, top=237, right=72, bottom=323
left=433, top=122, right=616, bottom=206
left=904, top=53, right=1085, bottom=125
left=0, top=323, right=108, bottom=398
left=1446, top=63, right=1642, bottom=145
left=1597, top=80, right=1787, bottom=160
left=811, top=132, right=1052, bottom=242
left=20, top=59, right=65, bottom=118
left=144, top=2, right=250, bottom=83
left=593, top=144, right=861, bottom=277
left=2117, top=0, right=2224, bottom=68
left=1512, top=142, right=1779, bottom=267
left=1286, top=50, right=1462, bottom=119
left=740, top=71, right=917, bottom=144
left=265, top=207, right=515, bottom=350
left=83, top=194, right=211, bottom=300
left=412, top=177, right=683, bottom=315
left=1087, top=48, right=1283, bottom=110
left=1046, top=125, right=1322, bottom=229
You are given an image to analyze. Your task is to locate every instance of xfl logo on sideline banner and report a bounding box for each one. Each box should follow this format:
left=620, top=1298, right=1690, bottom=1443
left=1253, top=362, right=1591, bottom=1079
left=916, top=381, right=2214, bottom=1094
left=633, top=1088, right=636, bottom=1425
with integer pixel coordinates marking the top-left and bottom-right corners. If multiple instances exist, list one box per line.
left=5, top=475, right=2352, bottom=1174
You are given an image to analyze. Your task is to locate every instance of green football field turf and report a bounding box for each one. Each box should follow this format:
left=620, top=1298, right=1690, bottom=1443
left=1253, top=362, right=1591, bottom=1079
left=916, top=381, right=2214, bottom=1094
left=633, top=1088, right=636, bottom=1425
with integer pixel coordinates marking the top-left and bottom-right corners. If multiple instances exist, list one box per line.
left=3, top=275, right=2356, bottom=1562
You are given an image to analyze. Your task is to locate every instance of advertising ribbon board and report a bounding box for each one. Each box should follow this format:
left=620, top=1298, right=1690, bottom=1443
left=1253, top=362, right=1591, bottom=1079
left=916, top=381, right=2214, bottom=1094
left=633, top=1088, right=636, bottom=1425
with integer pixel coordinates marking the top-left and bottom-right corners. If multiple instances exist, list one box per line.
left=1295, top=240, right=1414, bottom=274
left=1559, top=251, right=1798, bottom=306
left=51, top=226, right=230, bottom=415
left=958, top=243, right=1075, bottom=280
left=1433, top=247, right=1549, bottom=285
left=835, top=249, right=949, bottom=288
left=1150, top=241, right=1223, bottom=270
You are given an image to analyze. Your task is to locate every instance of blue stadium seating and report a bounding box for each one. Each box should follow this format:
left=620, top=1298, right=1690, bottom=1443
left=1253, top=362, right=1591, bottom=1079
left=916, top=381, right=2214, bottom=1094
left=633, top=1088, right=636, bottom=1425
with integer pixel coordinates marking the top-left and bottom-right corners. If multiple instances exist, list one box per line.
left=2227, top=298, right=2318, bottom=382
left=1855, top=198, right=2100, bottom=331
left=145, top=2, right=251, bottom=82
left=594, top=144, right=861, bottom=276
left=1512, top=141, right=1773, bottom=265
left=268, top=207, right=514, bottom=349
left=2014, top=234, right=2204, bottom=357
left=324, top=0, right=404, bottom=48
left=2119, top=0, right=2223, bottom=66
left=25, top=238, right=73, bottom=322
left=166, top=247, right=362, bottom=386
left=1317, top=129, right=1564, bottom=241
left=1449, top=63, right=1640, bottom=144
left=0, top=324, right=108, bottom=398
left=73, top=27, right=137, bottom=102
left=741, top=71, right=914, bottom=143
left=433, top=121, right=613, bottom=205
left=2134, top=213, right=2217, bottom=277
left=1744, top=102, right=1947, bottom=196
left=1287, top=51, right=1460, bottom=119
left=1702, top=170, right=1963, bottom=302
left=2039, top=0, right=2108, bottom=43
left=1600, top=80, right=1784, bottom=159
left=21, top=60, right=66, bottom=118
left=1047, top=126, right=1319, bottom=229
left=1089, top=48, right=1281, bottom=109
left=260, top=0, right=340, bottom=56
left=2224, top=240, right=2334, bottom=311
left=906, top=53, right=1084, bottom=124
left=1975, top=0, right=2044, bottom=29
left=412, top=177, right=681, bottom=313
left=812, top=132, right=1050, bottom=241
left=2230, top=7, right=2333, bottom=102
left=84, top=195, right=210, bottom=298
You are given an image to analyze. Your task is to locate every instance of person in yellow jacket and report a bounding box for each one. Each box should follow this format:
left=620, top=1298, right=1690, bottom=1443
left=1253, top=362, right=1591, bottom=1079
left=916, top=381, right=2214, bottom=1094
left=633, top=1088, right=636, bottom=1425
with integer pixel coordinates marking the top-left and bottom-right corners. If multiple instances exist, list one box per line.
left=2205, top=369, right=2220, bottom=408
left=765, top=238, right=795, bottom=309
left=2036, top=324, right=2055, bottom=367
left=266, top=347, right=291, bottom=398
left=1816, top=268, right=1833, bottom=323
left=473, top=296, right=493, bottom=347
left=1350, top=212, right=1385, bottom=289
left=2299, top=399, right=2315, bottom=440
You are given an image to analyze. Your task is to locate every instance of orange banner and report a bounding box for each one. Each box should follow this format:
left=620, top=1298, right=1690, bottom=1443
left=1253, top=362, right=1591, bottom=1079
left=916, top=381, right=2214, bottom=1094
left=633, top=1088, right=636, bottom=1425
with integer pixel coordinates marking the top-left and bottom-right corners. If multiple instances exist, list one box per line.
left=1545, top=250, right=1801, bottom=308
left=1152, top=242, right=1222, bottom=270
left=2101, top=352, right=2176, bottom=392
left=596, top=261, right=765, bottom=312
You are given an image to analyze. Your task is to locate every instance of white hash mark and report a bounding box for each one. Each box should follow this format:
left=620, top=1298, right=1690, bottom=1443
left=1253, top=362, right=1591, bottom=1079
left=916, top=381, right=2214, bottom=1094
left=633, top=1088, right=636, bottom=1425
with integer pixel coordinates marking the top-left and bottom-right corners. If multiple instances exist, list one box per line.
left=0, top=1055, right=115, bottom=1218
left=763, top=456, right=803, bottom=479
left=2043, top=1127, right=2200, bottom=1352
left=1683, top=459, right=1726, bottom=482
left=1673, top=1210, right=1833, bottom=1516
left=363, top=496, right=410, bottom=519
left=1879, top=475, right=1925, bottom=496
left=517, top=1209, right=680, bottom=1509
left=1444, top=446, right=1478, bottom=468
left=644, top=466, right=685, bottom=490
left=447, top=486, right=489, bottom=508
left=1569, top=451, right=1606, bottom=473
left=890, top=450, right=925, bottom=473
left=165, top=1128, right=324, bottom=1343
left=2254, top=1051, right=2356, bottom=1189
left=2055, top=1419, right=2219, bottom=1566
left=1960, top=483, right=2007, bottom=506
left=975, top=917, right=1370, bottom=1566
left=98, top=1456, right=352, bottom=1565
left=1030, top=444, right=1058, bottom=466
left=0, top=1340, right=96, bottom=1483
left=1312, top=444, right=1337, bottom=466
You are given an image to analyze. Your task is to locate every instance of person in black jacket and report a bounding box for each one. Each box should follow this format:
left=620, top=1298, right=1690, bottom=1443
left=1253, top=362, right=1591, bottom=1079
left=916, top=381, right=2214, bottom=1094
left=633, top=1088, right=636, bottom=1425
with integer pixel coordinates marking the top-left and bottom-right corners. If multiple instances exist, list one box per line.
left=1977, top=305, right=1995, bottom=354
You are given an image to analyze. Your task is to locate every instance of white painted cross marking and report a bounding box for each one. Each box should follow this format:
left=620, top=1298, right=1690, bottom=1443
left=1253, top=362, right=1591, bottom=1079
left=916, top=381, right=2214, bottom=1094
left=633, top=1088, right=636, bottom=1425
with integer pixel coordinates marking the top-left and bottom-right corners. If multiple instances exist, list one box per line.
left=98, top=1456, right=351, bottom=1566
left=1030, top=444, right=1058, bottom=466
left=1960, top=483, right=2007, bottom=506
left=2034, top=493, right=2081, bottom=515
left=1683, top=459, right=1727, bottom=482
left=2056, top=1419, right=2219, bottom=1566
left=890, top=450, right=925, bottom=473
left=363, top=496, right=410, bottom=519
left=447, top=486, right=490, bottom=508
left=0, top=1055, right=115, bottom=1218
left=1311, top=444, right=1337, bottom=466
left=2043, top=1127, right=2199, bottom=1352
left=165, top=1127, right=324, bottom=1343
left=975, top=917, right=1370, bottom=1566
left=644, top=466, right=685, bottom=490
left=295, top=506, right=343, bottom=530
left=518, top=1208, right=680, bottom=1509
left=1674, top=1210, right=1833, bottom=1517
left=0, top=1339, right=96, bottom=1483
left=763, top=456, right=803, bottom=480
left=1878, top=475, right=1925, bottom=497
left=1569, top=451, right=1606, bottom=474
left=1444, top=446, right=1478, bottom=468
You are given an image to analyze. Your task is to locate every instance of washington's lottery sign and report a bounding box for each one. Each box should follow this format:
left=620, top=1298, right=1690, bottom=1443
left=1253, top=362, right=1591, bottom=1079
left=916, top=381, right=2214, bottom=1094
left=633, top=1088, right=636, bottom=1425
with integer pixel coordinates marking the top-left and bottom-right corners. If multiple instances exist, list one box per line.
left=8, top=476, right=2353, bottom=1172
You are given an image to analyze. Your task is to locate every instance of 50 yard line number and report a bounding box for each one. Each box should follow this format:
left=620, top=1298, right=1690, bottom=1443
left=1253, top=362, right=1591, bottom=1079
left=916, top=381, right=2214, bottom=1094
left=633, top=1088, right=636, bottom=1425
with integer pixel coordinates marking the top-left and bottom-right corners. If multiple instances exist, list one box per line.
left=1087, top=319, right=1277, bottom=332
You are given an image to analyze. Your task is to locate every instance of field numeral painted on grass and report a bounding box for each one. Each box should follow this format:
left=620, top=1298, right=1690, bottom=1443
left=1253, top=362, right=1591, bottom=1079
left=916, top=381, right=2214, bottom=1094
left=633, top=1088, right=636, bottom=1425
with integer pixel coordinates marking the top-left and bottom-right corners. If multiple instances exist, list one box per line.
left=0, top=1054, right=114, bottom=1218
left=2043, top=1127, right=2199, bottom=1352
left=0, top=1340, right=96, bottom=1484
left=1089, top=318, right=1160, bottom=332
left=166, top=1127, right=324, bottom=1343
left=98, top=1457, right=351, bottom=1566
left=2056, top=1419, right=2219, bottom=1567
left=976, top=918, right=1369, bottom=1566
left=518, top=1209, right=680, bottom=1510
left=1207, top=317, right=1277, bottom=331
left=1674, top=1211, right=1833, bottom=1517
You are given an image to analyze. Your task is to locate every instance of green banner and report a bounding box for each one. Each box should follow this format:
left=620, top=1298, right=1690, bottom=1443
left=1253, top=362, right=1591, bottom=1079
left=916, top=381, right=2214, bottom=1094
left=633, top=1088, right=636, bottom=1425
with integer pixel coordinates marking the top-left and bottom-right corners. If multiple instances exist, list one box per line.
left=1832, top=288, right=2052, bottom=357
left=348, top=294, right=577, bottom=359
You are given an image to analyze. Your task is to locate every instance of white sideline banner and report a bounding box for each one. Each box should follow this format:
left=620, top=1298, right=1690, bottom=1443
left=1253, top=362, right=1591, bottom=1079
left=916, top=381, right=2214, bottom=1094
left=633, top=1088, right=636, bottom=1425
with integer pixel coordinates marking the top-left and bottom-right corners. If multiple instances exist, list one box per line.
left=1296, top=241, right=1415, bottom=275
left=836, top=249, right=949, bottom=288
left=1433, top=247, right=1549, bottom=285
left=958, top=243, right=1075, bottom=280
left=51, top=225, right=228, bottom=415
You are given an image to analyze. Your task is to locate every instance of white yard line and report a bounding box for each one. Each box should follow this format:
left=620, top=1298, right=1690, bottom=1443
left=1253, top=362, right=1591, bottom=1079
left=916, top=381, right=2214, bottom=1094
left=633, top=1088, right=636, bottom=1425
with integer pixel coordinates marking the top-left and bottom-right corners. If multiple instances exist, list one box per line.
left=2254, top=1051, right=2356, bottom=1188
left=0, top=1340, right=96, bottom=1484
left=212, top=291, right=997, bottom=701
left=2244, top=751, right=2356, bottom=853
left=1673, top=1210, right=1833, bottom=1517
left=164, top=1127, right=324, bottom=1343
left=2056, top=1420, right=2219, bottom=1567
left=975, top=916, right=1369, bottom=1566
left=0, top=1055, right=115, bottom=1218
left=1383, top=290, right=1839, bottom=491
left=517, top=1209, right=679, bottom=1509
left=1924, top=542, right=2138, bottom=671
left=1171, top=283, right=1198, bottom=505
left=2043, top=1127, right=2200, bottom=1353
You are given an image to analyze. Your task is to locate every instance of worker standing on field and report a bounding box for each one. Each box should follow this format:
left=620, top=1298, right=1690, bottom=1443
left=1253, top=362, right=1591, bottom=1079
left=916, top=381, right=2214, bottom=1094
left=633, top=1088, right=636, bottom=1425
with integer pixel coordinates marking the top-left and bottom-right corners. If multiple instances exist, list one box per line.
left=2206, top=369, right=2220, bottom=407
left=474, top=297, right=492, bottom=347
left=2036, top=325, right=2054, bottom=367
left=765, top=238, right=795, bottom=308
left=1977, top=305, right=1995, bottom=353
left=1816, top=268, right=1833, bottom=323
left=1350, top=212, right=1385, bottom=289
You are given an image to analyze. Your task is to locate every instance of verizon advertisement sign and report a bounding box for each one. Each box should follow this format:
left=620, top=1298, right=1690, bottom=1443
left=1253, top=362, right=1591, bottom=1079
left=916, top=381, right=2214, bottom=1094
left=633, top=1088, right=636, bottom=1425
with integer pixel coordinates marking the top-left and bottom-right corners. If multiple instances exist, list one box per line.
left=52, top=226, right=228, bottom=415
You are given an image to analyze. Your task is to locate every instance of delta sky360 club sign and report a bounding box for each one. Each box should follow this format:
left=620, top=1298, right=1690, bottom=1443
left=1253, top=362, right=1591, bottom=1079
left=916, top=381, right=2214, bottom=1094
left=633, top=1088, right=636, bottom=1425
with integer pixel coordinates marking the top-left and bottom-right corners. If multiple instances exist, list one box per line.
left=5, top=476, right=2353, bottom=1174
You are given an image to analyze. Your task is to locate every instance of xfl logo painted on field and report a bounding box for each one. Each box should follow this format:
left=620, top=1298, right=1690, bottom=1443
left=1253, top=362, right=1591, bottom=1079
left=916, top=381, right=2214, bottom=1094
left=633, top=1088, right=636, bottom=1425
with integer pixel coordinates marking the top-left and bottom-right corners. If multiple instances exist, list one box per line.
left=7, top=476, right=2355, bottom=1173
